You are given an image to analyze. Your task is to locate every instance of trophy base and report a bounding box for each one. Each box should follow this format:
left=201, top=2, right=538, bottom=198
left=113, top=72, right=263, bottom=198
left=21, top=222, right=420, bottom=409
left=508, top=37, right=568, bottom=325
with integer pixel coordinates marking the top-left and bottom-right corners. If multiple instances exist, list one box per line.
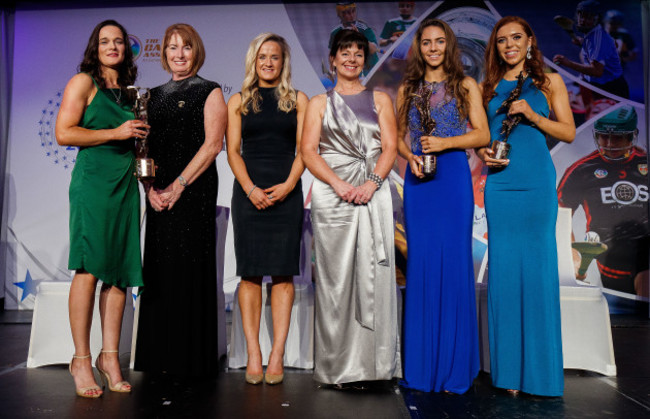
left=491, top=140, right=511, bottom=160
left=135, top=158, right=155, bottom=181
left=421, top=154, right=437, bottom=177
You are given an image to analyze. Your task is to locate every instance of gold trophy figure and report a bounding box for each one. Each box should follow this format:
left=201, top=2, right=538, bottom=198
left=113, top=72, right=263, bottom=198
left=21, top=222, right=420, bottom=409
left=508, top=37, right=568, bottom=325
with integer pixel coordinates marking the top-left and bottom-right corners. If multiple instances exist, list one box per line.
left=127, top=86, right=155, bottom=181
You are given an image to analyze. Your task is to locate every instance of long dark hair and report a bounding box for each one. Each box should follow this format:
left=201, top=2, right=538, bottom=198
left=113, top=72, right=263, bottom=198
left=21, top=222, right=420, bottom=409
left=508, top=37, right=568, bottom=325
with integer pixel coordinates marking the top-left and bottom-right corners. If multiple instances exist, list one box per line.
left=398, top=18, right=469, bottom=129
left=482, top=16, right=549, bottom=108
left=78, top=20, right=137, bottom=89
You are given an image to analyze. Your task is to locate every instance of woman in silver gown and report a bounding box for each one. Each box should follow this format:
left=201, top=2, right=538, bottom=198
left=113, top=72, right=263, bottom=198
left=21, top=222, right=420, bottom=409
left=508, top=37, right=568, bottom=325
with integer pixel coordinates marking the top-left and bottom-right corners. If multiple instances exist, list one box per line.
left=301, top=29, right=401, bottom=385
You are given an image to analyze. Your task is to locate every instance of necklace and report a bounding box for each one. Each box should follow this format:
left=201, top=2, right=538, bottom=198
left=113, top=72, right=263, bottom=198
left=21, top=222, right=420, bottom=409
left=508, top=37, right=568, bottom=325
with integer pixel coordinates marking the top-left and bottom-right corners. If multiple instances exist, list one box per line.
left=108, top=88, right=122, bottom=104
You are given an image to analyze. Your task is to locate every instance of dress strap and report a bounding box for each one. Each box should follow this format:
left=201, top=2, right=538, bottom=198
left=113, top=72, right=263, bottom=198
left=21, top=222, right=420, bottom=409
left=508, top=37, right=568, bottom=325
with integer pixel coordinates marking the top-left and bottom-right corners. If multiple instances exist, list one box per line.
left=81, top=72, right=101, bottom=89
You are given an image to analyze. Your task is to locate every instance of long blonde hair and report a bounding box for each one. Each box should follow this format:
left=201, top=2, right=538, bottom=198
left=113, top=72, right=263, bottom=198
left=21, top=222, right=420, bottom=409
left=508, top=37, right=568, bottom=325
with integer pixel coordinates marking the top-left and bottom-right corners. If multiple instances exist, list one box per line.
left=239, top=33, right=297, bottom=115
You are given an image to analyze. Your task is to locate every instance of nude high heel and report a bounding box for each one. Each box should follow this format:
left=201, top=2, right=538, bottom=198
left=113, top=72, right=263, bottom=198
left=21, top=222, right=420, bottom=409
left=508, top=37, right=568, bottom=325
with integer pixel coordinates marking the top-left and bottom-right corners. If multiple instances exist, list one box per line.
left=95, top=350, right=132, bottom=393
left=245, top=372, right=264, bottom=385
left=264, top=372, right=284, bottom=385
left=69, top=354, right=102, bottom=398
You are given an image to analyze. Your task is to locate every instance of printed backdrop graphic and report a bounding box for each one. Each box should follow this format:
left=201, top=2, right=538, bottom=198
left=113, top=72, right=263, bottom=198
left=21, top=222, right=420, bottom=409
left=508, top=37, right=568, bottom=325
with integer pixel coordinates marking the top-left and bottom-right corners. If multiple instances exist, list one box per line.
left=2, top=1, right=647, bottom=312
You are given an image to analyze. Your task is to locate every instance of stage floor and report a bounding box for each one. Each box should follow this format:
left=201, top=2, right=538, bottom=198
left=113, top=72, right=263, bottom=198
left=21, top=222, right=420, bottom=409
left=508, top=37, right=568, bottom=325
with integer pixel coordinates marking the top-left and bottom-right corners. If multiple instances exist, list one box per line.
left=0, top=310, right=648, bottom=418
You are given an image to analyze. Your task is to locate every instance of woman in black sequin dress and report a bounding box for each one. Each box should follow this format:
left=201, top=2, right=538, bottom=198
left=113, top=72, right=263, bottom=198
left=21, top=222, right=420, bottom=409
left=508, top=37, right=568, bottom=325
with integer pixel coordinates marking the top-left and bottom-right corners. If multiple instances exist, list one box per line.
left=226, top=33, right=308, bottom=385
left=134, top=23, right=227, bottom=377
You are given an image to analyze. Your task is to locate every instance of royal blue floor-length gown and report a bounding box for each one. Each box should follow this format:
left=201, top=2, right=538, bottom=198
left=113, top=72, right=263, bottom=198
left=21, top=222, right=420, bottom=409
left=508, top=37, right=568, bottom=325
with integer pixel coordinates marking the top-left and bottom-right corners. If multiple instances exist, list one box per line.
left=402, top=81, right=479, bottom=393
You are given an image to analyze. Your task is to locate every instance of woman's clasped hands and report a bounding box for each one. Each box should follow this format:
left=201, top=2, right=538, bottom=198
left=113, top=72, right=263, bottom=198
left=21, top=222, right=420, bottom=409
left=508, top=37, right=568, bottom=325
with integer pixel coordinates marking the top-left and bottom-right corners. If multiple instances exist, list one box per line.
left=147, top=180, right=184, bottom=212
left=332, top=178, right=377, bottom=205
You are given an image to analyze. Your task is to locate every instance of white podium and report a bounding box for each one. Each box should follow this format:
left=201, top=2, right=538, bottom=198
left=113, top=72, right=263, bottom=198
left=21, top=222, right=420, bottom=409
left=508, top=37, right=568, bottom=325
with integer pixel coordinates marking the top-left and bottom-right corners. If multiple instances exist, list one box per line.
left=228, top=282, right=314, bottom=369
left=477, top=208, right=617, bottom=376
left=27, top=281, right=133, bottom=368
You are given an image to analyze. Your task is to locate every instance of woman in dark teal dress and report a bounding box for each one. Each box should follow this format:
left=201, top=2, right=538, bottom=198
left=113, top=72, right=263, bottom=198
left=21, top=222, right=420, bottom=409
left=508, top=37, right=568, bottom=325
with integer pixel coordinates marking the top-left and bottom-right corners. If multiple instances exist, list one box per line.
left=396, top=18, right=489, bottom=393
left=56, top=20, right=147, bottom=398
left=478, top=16, right=575, bottom=396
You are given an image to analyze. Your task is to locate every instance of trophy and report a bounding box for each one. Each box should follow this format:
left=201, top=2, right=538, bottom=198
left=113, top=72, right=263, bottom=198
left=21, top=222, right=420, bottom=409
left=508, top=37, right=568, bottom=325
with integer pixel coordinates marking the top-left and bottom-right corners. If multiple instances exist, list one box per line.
left=414, top=88, right=437, bottom=177
left=572, top=231, right=608, bottom=278
left=127, top=85, right=155, bottom=181
left=491, top=139, right=512, bottom=160
left=490, top=71, right=527, bottom=161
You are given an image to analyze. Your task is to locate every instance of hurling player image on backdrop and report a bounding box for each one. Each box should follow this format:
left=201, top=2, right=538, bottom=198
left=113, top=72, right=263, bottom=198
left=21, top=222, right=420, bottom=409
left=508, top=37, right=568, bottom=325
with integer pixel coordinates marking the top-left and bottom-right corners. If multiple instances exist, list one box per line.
left=328, top=2, right=380, bottom=74
left=557, top=106, right=649, bottom=298
left=552, top=0, right=629, bottom=99
left=378, top=2, right=417, bottom=50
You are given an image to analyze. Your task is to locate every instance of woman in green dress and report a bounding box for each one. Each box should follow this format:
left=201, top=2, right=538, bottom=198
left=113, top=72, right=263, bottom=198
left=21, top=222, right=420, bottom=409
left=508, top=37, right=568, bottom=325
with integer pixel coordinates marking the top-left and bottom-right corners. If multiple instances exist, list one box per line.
left=55, top=20, right=148, bottom=398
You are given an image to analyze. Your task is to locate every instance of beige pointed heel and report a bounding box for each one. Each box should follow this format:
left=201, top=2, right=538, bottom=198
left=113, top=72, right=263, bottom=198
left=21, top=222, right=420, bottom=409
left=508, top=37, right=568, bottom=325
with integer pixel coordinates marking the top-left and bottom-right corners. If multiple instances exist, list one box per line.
left=264, top=372, right=284, bottom=385
left=69, top=354, right=102, bottom=398
left=95, top=350, right=131, bottom=393
left=245, top=372, right=264, bottom=385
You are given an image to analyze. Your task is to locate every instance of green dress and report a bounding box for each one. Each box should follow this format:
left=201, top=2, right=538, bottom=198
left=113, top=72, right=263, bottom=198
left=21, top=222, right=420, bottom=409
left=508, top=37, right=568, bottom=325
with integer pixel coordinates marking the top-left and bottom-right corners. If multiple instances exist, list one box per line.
left=67, top=75, right=144, bottom=288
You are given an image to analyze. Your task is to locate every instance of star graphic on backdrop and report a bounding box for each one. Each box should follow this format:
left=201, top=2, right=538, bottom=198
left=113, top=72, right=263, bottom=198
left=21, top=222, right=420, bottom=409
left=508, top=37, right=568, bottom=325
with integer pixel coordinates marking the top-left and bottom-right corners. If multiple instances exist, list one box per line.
left=14, top=270, right=43, bottom=302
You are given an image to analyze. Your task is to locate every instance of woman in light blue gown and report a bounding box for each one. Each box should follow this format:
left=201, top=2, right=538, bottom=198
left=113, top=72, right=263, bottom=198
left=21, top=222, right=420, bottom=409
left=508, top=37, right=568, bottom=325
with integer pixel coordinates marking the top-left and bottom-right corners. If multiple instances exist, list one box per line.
left=478, top=16, right=575, bottom=396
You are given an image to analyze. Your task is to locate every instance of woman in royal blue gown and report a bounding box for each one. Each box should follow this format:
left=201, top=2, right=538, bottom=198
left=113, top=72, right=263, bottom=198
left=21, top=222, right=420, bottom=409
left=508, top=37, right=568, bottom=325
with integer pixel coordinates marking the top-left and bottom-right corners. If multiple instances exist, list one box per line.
left=396, top=18, right=489, bottom=393
left=478, top=16, right=575, bottom=396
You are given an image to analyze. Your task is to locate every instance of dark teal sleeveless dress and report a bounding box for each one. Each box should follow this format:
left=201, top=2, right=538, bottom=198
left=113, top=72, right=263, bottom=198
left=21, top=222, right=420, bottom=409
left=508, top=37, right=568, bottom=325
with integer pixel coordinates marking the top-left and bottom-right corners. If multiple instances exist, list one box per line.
left=485, top=77, right=563, bottom=396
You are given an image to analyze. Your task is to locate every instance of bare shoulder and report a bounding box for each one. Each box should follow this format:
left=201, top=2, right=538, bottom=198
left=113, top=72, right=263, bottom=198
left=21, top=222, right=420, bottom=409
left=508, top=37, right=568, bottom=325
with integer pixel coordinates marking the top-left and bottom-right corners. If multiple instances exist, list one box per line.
left=66, top=73, right=94, bottom=91
left=373, top=90, right=393, bottom=107
left=296, top=90, right=309, bottom=109
left=462, top=76, right=479, bottom=90
left=547, top=73, right=566, bottom=90
left=308, top=93, right=327, bottom=108
left=296, top=90, right=309, bottom=101
left=227, top=92, right=242, bottom=108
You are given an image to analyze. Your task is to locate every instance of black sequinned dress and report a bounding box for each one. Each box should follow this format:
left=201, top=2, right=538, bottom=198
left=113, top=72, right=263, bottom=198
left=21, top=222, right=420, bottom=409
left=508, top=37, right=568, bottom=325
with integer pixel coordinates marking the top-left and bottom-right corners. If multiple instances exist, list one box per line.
left=231, top=87, right=303, bottom=276
left=135, top=76, right=221, bottom=377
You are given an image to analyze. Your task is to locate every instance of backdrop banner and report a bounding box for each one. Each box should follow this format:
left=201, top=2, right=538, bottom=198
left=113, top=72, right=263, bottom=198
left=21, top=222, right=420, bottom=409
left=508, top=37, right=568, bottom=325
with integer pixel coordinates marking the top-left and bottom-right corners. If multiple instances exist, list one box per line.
left=3, top=1, right=647, bottom=313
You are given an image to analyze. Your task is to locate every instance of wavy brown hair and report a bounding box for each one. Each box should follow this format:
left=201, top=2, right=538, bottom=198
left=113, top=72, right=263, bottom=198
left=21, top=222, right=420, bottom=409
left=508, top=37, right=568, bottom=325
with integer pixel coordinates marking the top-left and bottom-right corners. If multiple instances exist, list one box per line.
left=79, top=20, right=137, bottom=89
left=398, top=18, right=469, bottom=130
left=482, top=16, right=549, bottom=108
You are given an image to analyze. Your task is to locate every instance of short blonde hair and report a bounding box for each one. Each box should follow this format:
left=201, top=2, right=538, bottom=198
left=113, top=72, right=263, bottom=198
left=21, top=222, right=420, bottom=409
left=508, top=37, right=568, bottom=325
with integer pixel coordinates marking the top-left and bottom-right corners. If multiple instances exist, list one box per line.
left=161, top=23, right=205, bottom=76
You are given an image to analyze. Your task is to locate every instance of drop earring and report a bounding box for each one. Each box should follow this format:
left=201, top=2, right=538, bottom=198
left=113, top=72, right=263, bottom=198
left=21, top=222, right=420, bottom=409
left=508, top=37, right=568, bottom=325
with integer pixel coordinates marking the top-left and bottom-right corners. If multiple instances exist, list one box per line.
left=526, top=46, right=532, bottom=60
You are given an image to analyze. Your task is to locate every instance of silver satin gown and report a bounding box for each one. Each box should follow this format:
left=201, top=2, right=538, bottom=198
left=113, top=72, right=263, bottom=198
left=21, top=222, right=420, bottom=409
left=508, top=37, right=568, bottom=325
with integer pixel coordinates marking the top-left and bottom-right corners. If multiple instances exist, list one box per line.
left=312, top=90, right=402, bottom=384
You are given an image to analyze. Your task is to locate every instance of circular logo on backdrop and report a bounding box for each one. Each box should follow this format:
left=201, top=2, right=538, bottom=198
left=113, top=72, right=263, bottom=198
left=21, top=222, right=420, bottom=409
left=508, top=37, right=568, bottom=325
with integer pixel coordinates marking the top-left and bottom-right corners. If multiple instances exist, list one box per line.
left=39, top=90, right=77, bottom=169
left=594, top=168, right=608, bottom=178
left=612, top=181, right=638, bottom=204
left=129, top=34, right=142, bottom=61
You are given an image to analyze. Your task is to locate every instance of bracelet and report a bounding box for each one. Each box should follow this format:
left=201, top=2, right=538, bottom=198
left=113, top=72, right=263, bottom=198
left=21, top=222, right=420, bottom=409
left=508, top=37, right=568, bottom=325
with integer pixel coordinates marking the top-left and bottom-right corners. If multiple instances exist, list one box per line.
left=177, top=175, right=187, bottom=187
left=247, top=185, right=257, bottom=198
left=368, top=172, right=383, bottom=189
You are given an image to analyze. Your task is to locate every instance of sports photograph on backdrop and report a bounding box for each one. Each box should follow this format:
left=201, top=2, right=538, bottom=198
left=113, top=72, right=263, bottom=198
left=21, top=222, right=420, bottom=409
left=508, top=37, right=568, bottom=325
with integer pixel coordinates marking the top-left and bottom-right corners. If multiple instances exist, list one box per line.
left=3, top=1, right=647, bottom=312
left=1, top=0, right=649, bottom=416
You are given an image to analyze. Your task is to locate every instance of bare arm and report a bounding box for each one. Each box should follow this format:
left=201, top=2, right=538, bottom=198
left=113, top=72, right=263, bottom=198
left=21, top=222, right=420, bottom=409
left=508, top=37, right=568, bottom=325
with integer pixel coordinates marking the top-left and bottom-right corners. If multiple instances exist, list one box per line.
left=301, top=94, right=356, bottom=202
left=420, top=77, right=490, bottom=153
left=226, top=93, right=273, bottom=210
left=396, top=85, right=424, bottom=178
left=263, top=91, right=309, bottom=202
left=371, top=90, right=398, bottom=179
left=160, top=87, right=227, bottom=209
left=55, top=73, right=149, bottom=146
left=476, top=81, right=509, bottom=168
left=553, top=54, right=605, bottom=78
left=507, top=73, right=575, bottom=143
